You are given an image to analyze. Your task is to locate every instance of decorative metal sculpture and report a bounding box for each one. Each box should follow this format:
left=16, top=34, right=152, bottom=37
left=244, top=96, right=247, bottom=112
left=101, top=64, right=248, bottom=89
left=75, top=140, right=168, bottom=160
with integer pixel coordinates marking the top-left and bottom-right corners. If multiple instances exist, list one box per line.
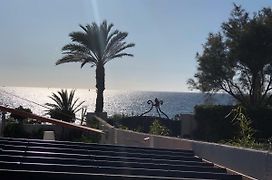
left=140, top=98, right=169, bottom=119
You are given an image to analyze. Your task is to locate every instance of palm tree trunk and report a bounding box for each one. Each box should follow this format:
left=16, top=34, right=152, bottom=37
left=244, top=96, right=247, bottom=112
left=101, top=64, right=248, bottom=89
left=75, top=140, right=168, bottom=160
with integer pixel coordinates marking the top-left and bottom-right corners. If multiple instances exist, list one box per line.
left=95, top=63, right=105, bottom=113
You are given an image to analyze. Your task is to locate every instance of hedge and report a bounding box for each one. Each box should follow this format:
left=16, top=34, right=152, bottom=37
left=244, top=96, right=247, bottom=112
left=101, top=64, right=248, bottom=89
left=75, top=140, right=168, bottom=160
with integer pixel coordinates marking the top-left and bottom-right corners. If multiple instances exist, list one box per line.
left=193, top=105, right=272, bottom=142
left=193, top=105, right=237, bottom=142
left=107, top=116, right=181, bottom=137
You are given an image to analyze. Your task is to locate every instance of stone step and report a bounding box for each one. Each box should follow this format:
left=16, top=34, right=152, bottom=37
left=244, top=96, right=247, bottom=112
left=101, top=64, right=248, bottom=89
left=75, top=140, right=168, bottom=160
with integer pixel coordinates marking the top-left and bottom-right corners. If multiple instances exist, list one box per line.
left=0, top=138, right=194, bottom=156
left=0, top=161, right=241, bottom=179
left=0, top=144, right=198, bottom=161
left=0, top=149, right=209, bottom=166
left=0, top=169, right=214, bottom=180
left=0, top=155, right=226, bottom=173
left=0, top=137, right=242, bottom=180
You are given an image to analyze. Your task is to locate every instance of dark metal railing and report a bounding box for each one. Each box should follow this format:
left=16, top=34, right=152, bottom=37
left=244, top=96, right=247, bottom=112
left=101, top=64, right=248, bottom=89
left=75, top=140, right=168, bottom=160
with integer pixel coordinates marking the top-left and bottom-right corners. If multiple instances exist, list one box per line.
left=140, top=98, right=169, bottom=119
left=0, top=105, right=104, bottom=134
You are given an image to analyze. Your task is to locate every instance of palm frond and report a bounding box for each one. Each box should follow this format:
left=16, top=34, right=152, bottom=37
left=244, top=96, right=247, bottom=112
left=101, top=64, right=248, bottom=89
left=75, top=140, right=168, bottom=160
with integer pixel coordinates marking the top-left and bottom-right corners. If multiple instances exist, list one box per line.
left=79, top=24, right=88, bottom=33
left=62, top=43, right=89, bottom=53
left=114, top=43, right=135, bottom=55
left=104, top=53, right=134, bottom=64
left=80, top=59, right=97, bottom=68
left=56, top=55, right=84, bottom=65
left=106, top=30, right=119, bottom=44
left=57, top=20, right=134, bottom=68
left=68, top=89, right=75, bottom=108
left=44, top=103, right=59, bottom=109
left=105, top=42, right=135, bottom=59
left=106, top=22, right=114, bottom=38
left=44, top=89, right=85, bottom=122
left=56, top=54, right=97, bottom=66
left=72, top=98, right=86, bottom=113
left=49, top=93, right=63, bottom=107
left=69, top=32, right=89, bottom=46
left=105, top=32, right=128, bottom=53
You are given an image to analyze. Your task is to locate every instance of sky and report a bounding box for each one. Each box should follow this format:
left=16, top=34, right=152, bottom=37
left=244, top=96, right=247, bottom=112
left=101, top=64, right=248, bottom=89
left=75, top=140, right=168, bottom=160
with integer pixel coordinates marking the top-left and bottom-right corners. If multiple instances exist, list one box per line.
left=0, top=0, right=271, bottom=92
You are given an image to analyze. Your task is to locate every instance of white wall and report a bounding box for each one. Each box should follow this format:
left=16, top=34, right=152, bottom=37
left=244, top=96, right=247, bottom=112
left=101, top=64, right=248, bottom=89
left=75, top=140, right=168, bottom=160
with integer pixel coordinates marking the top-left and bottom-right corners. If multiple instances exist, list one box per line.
left=96, top=116, right=272, bottom=180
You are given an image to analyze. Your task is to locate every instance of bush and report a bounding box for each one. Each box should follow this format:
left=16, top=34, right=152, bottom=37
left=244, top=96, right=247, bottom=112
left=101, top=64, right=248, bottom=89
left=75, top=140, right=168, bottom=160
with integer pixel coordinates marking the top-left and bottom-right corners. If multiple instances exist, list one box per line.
left=107, top=114, right=128, bottom=129
left=3, top=122, right=43, bottom=139
left=3, top=122, right=29, bottom=138
left=72, top=132, right=101, bottom=143
left=193, top=105, right=238, bottom=142
left=226, top=106, right=256, bottom=148
left=10, top=106, right=32, bottom=122
left=194, top=105, right=272, bottom=142
left=107, top=115, right=180, bottom=137
left=149, top=120, right=170, bottom=136
left=246, top=107, right=272, bottom=139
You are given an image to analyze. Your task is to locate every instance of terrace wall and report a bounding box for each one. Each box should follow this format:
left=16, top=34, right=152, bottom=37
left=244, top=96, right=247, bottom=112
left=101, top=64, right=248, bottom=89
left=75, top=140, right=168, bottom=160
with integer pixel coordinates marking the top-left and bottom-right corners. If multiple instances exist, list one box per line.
left=97, top=116, right=272, bottom=180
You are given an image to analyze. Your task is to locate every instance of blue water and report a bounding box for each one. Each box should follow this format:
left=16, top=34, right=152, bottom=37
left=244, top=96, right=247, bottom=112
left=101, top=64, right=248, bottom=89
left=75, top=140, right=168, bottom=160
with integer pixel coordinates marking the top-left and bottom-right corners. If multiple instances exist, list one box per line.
left=0, top=87, right=235, bottom=118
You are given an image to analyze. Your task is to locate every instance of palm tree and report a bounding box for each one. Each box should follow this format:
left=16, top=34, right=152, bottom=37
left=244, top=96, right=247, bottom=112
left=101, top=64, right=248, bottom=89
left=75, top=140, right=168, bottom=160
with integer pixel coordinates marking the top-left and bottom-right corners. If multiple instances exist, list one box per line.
left=45, top=89, right=85, bottom=122
left=56, top=20, right=135, bottom=113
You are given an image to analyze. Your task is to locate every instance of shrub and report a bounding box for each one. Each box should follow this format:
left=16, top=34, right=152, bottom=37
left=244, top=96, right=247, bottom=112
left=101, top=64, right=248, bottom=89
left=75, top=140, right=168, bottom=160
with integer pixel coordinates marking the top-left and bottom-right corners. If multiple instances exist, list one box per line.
left=74, top=134, right=100, bottom=143
left=246, top=107, right=272, bottom=139
left=107, top=115, right=179, bottom=136
left=3, top=122, right=29, bottom=138
left=226, top=106, right=256, bottom=147
left=10, top=106, right=32, bottom=123
left=45, top=89, right=85, bottom=122
left=149, top=120, right=170, bottom=136
left=107, top=113, right=128, bottom=128
left=193, top=105, right=238, bottom=142
left=194, top=105, right=272, bottom=142
left=3, top=121, right=43, bottom=139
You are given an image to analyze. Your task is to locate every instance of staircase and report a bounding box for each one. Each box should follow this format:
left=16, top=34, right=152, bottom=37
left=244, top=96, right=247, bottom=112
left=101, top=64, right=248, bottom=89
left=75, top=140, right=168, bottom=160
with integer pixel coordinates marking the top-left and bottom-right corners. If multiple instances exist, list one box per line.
left=0, top=137, right=242, bottom=179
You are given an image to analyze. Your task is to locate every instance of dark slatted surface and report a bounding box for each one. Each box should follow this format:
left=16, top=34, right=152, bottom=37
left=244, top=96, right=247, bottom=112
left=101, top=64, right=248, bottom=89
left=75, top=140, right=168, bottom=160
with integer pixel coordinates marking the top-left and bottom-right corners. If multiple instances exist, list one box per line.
left=0, top=137, right=242, bottom=180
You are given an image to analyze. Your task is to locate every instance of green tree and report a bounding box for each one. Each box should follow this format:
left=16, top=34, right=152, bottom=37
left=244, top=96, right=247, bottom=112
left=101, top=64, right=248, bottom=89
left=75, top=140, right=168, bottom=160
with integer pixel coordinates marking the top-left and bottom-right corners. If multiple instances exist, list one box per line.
left=10, top=106, right=32, bottom=122
left=45, top=89, right=85, bottom=122
left=188, top=4, right=272, bottom=107
left=56, top=21, right=135, bottom=113
left=149, top=120, right=170, bottom=136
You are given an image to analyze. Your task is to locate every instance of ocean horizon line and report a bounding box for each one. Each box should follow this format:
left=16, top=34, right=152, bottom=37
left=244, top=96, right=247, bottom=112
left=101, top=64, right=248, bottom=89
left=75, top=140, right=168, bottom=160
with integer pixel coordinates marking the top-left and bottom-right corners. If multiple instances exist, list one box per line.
left=0, top=86, right=235, bottom=118
left=1, top=86, right=201, bottom=94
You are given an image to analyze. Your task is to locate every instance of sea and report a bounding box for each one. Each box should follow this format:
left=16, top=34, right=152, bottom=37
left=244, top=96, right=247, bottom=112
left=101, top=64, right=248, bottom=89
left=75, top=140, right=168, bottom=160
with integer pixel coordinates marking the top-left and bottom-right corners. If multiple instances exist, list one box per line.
left=0, top=87, right=235, bottom=119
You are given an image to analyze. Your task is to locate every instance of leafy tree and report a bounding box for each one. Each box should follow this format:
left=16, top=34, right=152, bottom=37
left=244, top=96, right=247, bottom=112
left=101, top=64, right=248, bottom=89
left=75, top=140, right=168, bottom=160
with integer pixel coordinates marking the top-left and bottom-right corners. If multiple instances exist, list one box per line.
left=149, top=120, right=170, bottom=136
left=188, top=4, right=272, bottom=107
left=10, top=106, right=32, bottom=122
left=45, top=89, right=85, bottom=122
left=56, top=21, right=135, bottom=113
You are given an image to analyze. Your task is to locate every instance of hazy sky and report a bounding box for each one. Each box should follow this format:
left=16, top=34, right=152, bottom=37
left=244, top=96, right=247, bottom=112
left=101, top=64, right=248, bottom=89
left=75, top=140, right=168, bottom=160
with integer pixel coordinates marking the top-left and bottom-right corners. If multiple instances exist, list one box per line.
left=0, top=0, right=271, bottom=92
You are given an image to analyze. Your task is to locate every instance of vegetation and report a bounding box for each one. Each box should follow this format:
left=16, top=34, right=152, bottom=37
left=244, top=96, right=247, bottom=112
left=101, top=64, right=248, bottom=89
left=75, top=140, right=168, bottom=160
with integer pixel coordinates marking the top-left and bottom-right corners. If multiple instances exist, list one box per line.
left=149, top=119, right=170, bottom=136
left=188, top=4, right=272, bottom=108
left=45, top=89, right=85, bottom=122
left=221, top=106, right=272, bottom=151
left=3, top=119, right=43, bottom=139
left=106, top=115, right=179, bottom=136
left=81, top=116, right=101, bottom=143
left=56, top=20, right=135, bottom=113
left=110, top=113, right=128, bottom=120
left=194, top=105, right=272, bottom=142
left=194, top=105, right=236, bottom=141
left=226, top=106, right=255, bottom=147
left=107, top=113, right=129, bottom=129
left=10, top=106, right=32, bottom=123
left=4, top=122, right=28, bottom=138
left=72, top=133, right=101, bottom=143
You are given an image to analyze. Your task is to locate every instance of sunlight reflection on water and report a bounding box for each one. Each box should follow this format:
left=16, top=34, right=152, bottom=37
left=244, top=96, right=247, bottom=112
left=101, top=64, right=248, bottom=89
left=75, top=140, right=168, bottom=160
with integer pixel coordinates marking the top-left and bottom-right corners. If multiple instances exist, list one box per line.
left=0, top=87, right=235, bottom=118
